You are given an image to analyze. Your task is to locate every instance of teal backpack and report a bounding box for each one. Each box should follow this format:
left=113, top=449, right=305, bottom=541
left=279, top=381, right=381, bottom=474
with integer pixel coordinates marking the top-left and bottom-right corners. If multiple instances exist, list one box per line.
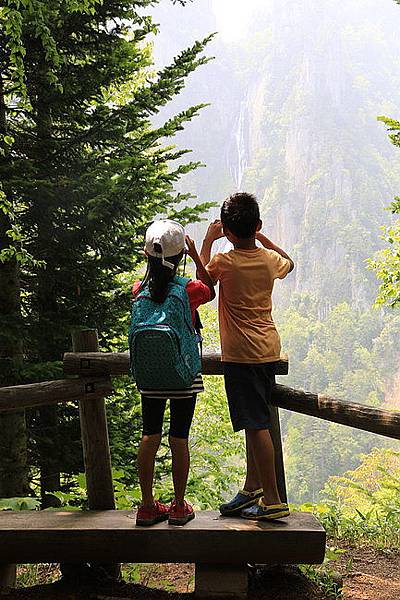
left=128, top=276, right=201, bottom=390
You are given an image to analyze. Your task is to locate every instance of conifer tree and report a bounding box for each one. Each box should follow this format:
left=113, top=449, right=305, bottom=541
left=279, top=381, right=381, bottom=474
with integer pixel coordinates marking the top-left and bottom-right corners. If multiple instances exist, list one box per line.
left=0, top=0, right=213, bottom=501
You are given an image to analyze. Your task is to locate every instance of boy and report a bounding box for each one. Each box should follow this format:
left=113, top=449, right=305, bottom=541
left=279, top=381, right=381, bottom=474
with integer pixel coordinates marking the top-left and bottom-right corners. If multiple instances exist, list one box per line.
left=199, top=192, right=294, bottom=520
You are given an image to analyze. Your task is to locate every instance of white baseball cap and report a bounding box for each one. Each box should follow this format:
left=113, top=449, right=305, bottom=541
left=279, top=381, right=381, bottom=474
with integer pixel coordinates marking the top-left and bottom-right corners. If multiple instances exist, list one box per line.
left=145, top=219, right=185, bottom=269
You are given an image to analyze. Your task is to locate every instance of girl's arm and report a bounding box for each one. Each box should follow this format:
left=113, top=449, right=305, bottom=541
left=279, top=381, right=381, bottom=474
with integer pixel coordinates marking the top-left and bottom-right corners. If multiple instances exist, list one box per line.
left=185, top=236, right=216, bottom=300
left=199, top=220, right=224, bottom=265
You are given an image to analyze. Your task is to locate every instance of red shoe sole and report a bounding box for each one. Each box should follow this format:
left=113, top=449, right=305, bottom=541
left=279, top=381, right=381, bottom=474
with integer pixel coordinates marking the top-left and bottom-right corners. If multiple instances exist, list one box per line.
left=136, top=513, right=169, bottom=527
left=168, top=512, right=195, bottom=526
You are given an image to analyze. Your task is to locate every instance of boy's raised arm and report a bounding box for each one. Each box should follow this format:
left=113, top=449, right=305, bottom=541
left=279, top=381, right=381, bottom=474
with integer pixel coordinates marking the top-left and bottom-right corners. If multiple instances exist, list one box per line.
left=256, top=232, right=295, bottom=272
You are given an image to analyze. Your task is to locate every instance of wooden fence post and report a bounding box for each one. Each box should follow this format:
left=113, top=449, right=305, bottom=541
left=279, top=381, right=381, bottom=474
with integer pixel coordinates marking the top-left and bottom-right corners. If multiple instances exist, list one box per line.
left=269, top=405, right=287, bottom=504
left=72, top=329, right=115, bottom=510
left=64, top=328, right=119, bottom=579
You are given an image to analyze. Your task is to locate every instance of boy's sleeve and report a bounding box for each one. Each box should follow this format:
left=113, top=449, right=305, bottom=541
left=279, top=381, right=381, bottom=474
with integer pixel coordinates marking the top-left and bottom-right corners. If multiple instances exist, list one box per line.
left=206, top=253, right=223, bottom=284
left=268, top=250, right=291, bottom=280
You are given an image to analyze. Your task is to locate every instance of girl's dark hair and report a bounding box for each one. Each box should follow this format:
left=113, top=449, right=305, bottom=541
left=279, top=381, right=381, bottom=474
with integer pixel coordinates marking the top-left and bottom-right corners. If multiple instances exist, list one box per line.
left=136, top=243, right=184, bottom=303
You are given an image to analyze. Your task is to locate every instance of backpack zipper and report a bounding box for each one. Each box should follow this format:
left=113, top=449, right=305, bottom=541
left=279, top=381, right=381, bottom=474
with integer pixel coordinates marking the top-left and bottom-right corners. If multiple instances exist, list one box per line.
left=133, top=323, right=182, bottom=355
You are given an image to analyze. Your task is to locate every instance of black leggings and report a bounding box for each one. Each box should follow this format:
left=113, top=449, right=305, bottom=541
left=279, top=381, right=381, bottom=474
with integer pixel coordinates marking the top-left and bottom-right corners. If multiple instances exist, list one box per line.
left=141, top=394, right=196, bottom=439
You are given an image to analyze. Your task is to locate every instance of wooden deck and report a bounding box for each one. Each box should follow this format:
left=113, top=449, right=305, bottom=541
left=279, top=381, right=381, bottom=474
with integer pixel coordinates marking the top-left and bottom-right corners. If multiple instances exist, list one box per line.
left=0, top=510, right=325, bottom=565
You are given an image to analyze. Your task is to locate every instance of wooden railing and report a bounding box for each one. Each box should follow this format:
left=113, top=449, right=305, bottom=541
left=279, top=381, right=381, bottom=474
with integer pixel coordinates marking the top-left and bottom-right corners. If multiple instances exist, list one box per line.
left=62, top=349, right=400, bottom=440
left=0, top=329, right=399, bottom=588
left=2, top=349, right=398, bottom=439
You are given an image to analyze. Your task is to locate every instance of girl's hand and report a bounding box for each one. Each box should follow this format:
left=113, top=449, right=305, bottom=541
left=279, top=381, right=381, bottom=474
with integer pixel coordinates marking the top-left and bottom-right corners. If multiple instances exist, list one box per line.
left=185, top=235, right=198, bottom=260
left=205, top=220, right=224, bottom=242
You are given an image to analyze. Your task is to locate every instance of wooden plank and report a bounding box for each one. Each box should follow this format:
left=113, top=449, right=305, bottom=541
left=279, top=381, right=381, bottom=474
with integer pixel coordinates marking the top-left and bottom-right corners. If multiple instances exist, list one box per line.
left=63, top=352, right=289, bottom=377
left=271, top=384, right=400, bottom=440
left=0, top=510, right=326, bottom=565
left=0, top=377, right=113, bottom=412
left=71, top=329, right=99, bottom=353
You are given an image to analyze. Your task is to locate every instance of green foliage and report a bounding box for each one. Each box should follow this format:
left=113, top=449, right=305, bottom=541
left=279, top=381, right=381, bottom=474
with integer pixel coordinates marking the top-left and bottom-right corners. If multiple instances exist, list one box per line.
left=274, top=295, right=400, bottom=503
left=367, top=115, right=400, bottom=307
left=0, top=187, right=40, bottom=267
left=368, top=221, right=400, bottom=307
left=296, top=449, right=400, bottom=550
left=187, top=374, right=245, bottom=508
left=52, top=473, right=88, bottom=509
left=0, top=496, right=40, bottom=510
left=300, top=547, right=344, bottom=599
left=16, top=564, right=60, bottom=588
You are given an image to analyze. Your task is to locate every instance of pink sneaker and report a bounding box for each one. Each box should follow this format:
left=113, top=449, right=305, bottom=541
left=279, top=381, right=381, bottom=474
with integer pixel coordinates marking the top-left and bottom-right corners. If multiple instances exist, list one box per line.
left=136, top=500, right=169, bottom=526
left=168, top=499, right=195, bottom=526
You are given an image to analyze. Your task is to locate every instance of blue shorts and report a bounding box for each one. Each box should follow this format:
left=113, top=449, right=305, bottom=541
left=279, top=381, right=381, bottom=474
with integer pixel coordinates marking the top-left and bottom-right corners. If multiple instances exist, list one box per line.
left=223, top=362, right=278, bottom=432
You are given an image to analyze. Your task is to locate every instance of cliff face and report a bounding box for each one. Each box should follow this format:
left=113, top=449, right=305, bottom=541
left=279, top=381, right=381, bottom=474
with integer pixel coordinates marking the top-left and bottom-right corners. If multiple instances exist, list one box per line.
left=151, top=0, right=400, bottom=309
left=237, top=0, right=400, bottom=309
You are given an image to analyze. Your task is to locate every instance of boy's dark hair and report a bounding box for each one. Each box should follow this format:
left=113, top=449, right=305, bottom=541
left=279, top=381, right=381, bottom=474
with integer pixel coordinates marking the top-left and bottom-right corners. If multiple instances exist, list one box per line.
left=221, top=192, right=260, bottom=239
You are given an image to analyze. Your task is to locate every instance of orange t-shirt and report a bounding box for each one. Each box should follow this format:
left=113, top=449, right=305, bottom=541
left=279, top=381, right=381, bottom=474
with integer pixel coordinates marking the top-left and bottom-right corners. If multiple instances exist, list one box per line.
left=206, top=247, right=291, bottom=363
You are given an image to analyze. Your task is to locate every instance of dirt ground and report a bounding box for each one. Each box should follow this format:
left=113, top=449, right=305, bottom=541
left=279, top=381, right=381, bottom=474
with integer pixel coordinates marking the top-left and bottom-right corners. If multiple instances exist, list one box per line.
left=336, top=546, right=400, bottom=600
left=0, top=547, right=399, bottom=600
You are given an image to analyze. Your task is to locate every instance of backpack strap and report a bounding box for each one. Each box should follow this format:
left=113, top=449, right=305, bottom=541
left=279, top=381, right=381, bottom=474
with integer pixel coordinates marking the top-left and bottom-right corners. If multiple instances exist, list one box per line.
left=173, top=275, right=191, bottom=288
left=173, top=276, right=204, bottom=357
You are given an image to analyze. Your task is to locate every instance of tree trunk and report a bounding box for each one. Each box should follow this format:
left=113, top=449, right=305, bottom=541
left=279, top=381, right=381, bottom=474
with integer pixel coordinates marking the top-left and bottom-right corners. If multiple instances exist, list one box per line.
left=27, top=45, right=62, bottom=508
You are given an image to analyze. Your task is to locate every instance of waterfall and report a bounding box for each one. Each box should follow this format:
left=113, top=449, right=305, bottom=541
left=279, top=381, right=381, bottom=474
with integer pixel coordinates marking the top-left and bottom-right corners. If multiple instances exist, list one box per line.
left=212, top=98, right=250, bottom=254
left=228, top=98, right=248, bottom=191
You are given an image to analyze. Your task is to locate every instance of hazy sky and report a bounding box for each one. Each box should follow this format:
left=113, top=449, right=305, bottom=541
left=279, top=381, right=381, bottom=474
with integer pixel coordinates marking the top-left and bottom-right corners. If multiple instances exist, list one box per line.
left=212, top=0, right=264, bottom=41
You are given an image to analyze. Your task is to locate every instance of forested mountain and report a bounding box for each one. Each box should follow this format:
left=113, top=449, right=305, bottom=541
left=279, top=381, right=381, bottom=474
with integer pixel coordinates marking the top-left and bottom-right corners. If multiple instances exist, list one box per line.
left=150, top=0, right=400, bottom=502
left=152, top=0, right=400, bottom=308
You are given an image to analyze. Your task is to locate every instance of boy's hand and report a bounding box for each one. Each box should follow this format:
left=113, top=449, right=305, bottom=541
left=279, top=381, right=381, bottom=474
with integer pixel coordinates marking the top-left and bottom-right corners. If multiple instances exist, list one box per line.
left=205, top=220, right=224, bottom=242
left=185, top=235, right=198, bottom=260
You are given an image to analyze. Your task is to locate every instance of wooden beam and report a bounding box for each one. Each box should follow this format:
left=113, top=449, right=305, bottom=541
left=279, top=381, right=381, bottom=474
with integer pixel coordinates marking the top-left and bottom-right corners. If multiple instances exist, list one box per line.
left=271, top=384, right=400, bottom=440
left=0, top=378, right=113, bottom=412
left=63, top=351, right=289, bottom=377
left=0, top=510, right=326, bottom=565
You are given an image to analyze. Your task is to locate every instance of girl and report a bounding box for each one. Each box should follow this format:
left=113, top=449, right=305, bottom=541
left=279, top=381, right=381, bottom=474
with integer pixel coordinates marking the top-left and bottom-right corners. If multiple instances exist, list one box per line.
left=131, top=220, right=214, bottom=526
